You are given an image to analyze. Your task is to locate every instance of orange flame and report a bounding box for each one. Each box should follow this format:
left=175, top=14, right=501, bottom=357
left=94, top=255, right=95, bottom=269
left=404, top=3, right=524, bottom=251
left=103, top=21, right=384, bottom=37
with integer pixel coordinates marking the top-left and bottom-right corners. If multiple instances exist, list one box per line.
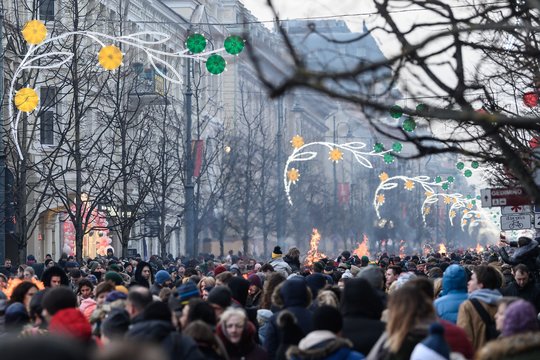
left=476, top=243, right=484, bottom=253
left=353, top=234, right=370, bottom=259
left=304, top=228, right=326, bottom=266
left=399, top=240, right=406, bottom=259
left=439, top=243, right=447, bottom=255
left=3, top=278, right=45, bottom=299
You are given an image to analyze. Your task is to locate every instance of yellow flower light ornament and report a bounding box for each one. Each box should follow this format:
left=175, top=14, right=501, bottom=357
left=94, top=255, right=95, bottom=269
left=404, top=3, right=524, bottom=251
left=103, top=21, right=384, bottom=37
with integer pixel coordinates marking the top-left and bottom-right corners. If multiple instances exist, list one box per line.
left=466, top=203, right=473, bottom=210
left=423, top=207, right=431, bottom=215
left=404, top=180, right=415, bottom=191
left=98, top=45, right=123, bottom=70
left=287, top=168, right=300, bottom=184
left=376, top=194, right=385, bottom=205
left=449, top=210, right=456, bottom=218
left=22, top=20, right=47, bottom=45
left=443, top=196, right=451, bottom=205
left=329, top=148, right=343, bottom=162
left=291, top=135, right=304, bottom=149
left=379, top=172, right=389, bottom=182
left=425, top=191, right=434, bottom=197
left=14, top=87, right=39, bottom=112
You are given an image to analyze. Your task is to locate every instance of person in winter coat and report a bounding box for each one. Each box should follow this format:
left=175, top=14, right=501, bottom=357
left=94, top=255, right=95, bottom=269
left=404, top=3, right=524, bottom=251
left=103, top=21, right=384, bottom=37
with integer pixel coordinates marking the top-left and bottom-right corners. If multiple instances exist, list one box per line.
left=287, top=305, right=365, bottom=360
left=125, top=301, right=205, bottom=360
left=283, top=248, right=301, bottom=273
left=500, top=264, right=540, bottom=312
left=499, top=236, right=540, bottom=273
left=269, top=247, right=292, bottom=276
left=340, top=278, right=385, bottom=355
left=457, top=265, right=502, bottom=351
left=264, top=277, right=313, bottom=360
left=184, top=320, right=229, bottom=360
left=216, top=307, right=268, bottom=360
left=150, top=270, right=172, bottom=296
left=130, top=261, right=154, bottom=288
left=476, top=299, right=540, bottom=360
left=434, top=264, right=468, bottom=324
left=367, top=284, right=436, bottom=360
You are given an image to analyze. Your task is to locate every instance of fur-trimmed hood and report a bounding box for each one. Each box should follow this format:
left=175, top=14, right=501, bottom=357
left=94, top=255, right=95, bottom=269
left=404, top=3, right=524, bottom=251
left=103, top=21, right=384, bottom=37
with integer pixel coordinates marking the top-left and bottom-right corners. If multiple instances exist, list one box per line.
left=286, top=330, right=355, bottom=360
left=476, top=332, right=540, bottom=360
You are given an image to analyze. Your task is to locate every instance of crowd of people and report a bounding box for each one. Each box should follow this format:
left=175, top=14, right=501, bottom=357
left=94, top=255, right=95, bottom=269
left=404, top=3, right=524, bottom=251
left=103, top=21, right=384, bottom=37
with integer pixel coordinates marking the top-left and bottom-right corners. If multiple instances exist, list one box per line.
left=0, top=238, right=539, bottom=360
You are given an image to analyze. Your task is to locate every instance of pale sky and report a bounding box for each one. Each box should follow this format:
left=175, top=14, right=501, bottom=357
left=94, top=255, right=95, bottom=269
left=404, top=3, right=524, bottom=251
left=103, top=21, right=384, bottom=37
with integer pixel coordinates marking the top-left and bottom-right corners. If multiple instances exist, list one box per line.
left=240, top=0, right=376, bottom=32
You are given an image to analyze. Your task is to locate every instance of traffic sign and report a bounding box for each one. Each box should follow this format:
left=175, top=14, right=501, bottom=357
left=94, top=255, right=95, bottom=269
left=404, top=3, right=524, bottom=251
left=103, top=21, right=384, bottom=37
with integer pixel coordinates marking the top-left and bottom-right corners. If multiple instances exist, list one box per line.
left=489, top=187, right=531, bottom=207
left=501, top=205, right=531, bottom=214
left=480, top=188, right=491, bottom=208
left=535, top=214, right=540, bottom=229
left=500, top=214, right=532, bottom=230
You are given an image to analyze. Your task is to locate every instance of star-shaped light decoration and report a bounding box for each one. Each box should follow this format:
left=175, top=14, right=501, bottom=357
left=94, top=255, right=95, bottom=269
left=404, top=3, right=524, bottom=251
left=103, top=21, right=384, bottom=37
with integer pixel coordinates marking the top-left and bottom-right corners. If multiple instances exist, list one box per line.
left=329, top=148, right=343, bottom=162
left=291, top=135, right=304, bottom=149
left=22, top=20, right=47, bottom=45
left=476, top=213, right=482, bottom=218
left=379, top=172, right=389, bottom=182
left=463, top=209, right=469, bottom=215
left=466, top=203, right=473, bottom=209
left=376, top=194, right=385, bottom=205
left=443, top=196, right=451, bottom=205
left=423, top=207, right=431, bottom=215
left=287, top=168, right=300, bottom=184
left=425, top=191, right=434, bottom=197
left=449, top=210, right=456, bottom=218
left=14, top=87, right=39, bottom=112
left=404, top=180, right=415, bottom=190
left=462, top=219, right=468, bottom=226
left=98, top=45, right=123, bottom=70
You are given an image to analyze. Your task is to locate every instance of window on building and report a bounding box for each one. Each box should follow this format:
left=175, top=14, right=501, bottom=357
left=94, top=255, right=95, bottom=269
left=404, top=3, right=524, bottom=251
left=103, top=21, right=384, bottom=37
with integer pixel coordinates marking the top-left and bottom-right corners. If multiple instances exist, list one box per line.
left=39, top=0, right=55, bottom=22
left=40, top=87, right=56, bottom=145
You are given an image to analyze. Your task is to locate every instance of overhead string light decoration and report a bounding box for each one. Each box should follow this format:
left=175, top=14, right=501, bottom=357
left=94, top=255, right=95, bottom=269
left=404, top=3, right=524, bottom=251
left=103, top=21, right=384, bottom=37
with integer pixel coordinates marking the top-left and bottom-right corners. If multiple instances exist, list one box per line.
left=374, top=173, right=490, bottom=231
left=285, top=135, right=402, bottom=205
left=9, top=20, right=245, bottom=159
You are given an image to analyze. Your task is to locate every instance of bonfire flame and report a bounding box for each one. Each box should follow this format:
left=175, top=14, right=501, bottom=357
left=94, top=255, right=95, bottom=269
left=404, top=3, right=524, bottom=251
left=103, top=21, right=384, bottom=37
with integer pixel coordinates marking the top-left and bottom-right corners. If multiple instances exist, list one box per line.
left=476, top=243, right=484, bottom=253
left=305, top=228, right=326, bottom=266
left=3, top=278, right=45, bottom=299
left=353, top=234, right=370, bottom=259
left=439, top=243, right=447, bottom=255
left=399, top=240, right=406, bottom=259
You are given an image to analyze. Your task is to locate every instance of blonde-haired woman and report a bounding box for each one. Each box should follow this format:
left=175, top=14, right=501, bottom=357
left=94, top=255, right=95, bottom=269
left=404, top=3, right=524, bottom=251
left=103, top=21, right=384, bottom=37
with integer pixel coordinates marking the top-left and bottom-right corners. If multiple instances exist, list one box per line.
left=198, top=276, right=216, bottom=296
left=216, top=307, right=268, bottom=360
left=367, top=284, right=436, bottom=359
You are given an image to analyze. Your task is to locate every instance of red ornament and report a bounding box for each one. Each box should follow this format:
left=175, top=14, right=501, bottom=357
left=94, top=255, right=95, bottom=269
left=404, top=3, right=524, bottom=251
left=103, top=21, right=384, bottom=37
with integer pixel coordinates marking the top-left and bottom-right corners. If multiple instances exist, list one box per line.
left=530, top=136, right=540, bottom=149
left=523, top=91, right=539, bottom=107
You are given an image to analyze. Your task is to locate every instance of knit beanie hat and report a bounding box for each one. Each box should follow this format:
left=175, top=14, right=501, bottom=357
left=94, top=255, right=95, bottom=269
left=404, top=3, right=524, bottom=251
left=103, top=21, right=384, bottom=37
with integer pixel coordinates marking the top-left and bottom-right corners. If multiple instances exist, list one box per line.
left=410, top=323, right=450, bottom=360
left=101, top=308, right=130, bottom=339
left=105, top=271, right=124, bottom=286
left=313, top=305, right=343, bottom=334
left=214, top=265, right=227, bottom=276
left=272, top=246, right=283, bottom=259
left=177, top=281, right=199, bottom=305
left=502, top=299, right=539, bottom=336
left=105, top=290, right=128, bottom=303
left=89, top=261, right=99, bottom=272
left=49, top=308, right=92, bottom=341
left=155, top=270, right=172, bottom=285
left=207, top=285, right=232, bottom=309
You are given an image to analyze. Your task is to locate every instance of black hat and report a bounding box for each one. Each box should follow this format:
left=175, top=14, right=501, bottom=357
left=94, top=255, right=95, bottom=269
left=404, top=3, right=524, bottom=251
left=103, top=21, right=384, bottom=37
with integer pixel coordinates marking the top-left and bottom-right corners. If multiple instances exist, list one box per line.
left=314, top=305, right=343, bottom=334
left=207, top=286, right=232, bottom=309
left=272, top=246, right=283, bottom=259
left=101, top=308, right=130, bottom=339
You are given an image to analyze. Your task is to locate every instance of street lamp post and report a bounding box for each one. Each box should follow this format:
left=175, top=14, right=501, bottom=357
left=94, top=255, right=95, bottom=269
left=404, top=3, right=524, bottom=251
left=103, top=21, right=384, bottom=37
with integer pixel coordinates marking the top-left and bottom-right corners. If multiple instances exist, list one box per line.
left=0, top=9, right=5, bottom=264
left=276, top=97, right=285, bottom=246
left=184, top=56, right=195, bottom=258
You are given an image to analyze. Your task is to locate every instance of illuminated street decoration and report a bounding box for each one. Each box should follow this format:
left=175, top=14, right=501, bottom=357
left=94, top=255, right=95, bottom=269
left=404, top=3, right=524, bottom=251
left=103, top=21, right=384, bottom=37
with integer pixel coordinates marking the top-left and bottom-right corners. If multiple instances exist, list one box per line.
left=374, top=173, right=488, bottom=231
left=8, top=20, right=245, bottom=159
left=284, top=135, right=401, bottom=205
